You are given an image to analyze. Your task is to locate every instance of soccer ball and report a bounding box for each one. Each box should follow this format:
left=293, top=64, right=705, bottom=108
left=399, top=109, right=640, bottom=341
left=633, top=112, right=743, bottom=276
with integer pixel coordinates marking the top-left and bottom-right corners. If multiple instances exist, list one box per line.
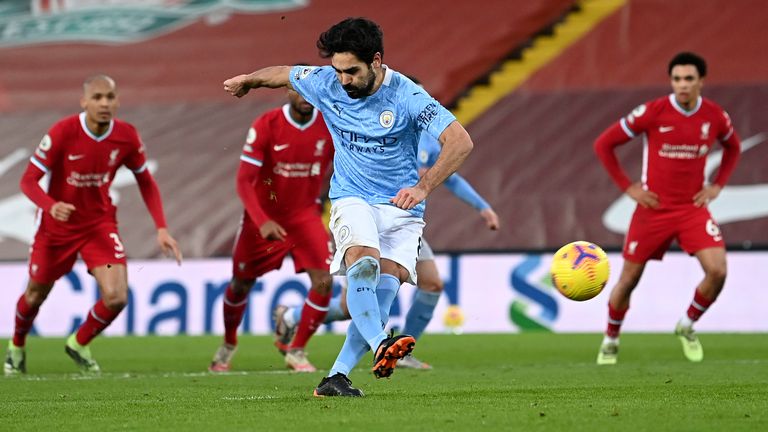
left=550, top=241, right=610, bottom=301
left=443, top=305, right=465, bottom=334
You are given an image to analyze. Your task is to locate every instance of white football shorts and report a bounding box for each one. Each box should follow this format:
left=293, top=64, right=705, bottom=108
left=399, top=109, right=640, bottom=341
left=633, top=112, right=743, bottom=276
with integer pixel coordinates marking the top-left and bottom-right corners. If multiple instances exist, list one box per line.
left=418, top=238, right=435, bottom=261
left=329, top=197, right=424, bottom=285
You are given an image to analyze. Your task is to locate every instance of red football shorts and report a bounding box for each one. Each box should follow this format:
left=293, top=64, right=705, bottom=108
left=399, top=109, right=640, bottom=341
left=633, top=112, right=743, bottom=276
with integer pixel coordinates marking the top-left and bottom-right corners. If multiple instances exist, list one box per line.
left=622, top=205, right=724, bottom=263
left=29, top=222, right=128, bottom=283
left=232, top=212, right=332, bottom=280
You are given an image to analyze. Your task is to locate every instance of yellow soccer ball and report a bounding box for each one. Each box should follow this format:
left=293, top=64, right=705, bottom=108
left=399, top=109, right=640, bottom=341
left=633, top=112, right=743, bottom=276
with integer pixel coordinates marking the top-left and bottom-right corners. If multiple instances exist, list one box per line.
left=443, top=305, right=465, bottom=334
left=550, top=241, right=610, bottom=301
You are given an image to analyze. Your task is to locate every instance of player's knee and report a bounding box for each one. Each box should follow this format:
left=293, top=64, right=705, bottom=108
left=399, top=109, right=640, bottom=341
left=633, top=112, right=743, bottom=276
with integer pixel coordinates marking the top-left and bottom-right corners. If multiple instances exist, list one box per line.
left=618, top=272, right=642, bottom=290
left=419, top=278, right=443, bottom=293
left=102, top=293, right=128, bottom=311
left=706, top=265, right=727, bottom=285
left=310, top=273, right=333, bottom=295
left=348, top=256, right=379, bottom=280
left=230, top=278, right=255, bottom=296
left=24, top=290, right=47, bottom=307
left=25, top=282, right=53, bottom=306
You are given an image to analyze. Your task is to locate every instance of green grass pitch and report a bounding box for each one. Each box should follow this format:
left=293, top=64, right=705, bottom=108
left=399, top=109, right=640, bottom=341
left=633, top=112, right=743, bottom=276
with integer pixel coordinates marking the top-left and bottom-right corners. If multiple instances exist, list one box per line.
left=1, top=333, right=766, bottom=431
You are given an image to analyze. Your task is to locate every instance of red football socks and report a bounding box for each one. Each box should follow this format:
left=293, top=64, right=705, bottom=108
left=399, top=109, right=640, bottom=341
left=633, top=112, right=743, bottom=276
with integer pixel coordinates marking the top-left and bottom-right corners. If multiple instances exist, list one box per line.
left=76, top=299, right=122, bottom=346
left=686, top=290, right=714, bottom=322
left=12, top=295, right=40, bottom=347
left=290, top=290, right=331, bottom=350
left=606, top=303, right=629, bottom=338
left=223, top=284, right=248, bottom=346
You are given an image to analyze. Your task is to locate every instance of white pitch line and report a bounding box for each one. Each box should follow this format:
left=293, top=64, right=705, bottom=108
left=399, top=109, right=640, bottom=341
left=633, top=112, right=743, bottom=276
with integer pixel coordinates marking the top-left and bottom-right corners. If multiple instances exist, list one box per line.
left=10, top=369, right=321, bottom=382
left=221, top=395, right=279, bottom=401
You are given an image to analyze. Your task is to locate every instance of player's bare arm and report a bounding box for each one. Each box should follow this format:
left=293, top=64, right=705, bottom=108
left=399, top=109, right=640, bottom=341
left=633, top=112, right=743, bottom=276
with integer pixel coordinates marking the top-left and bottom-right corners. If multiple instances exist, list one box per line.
left=693, top=184, right=722, bottom=207
left=391, top=121, right=473, bottom=210
left=50, top=201, right=76, bottom=222
left=259, top=220, right=287, bottom=241
left=223, top=66, right=294, bottom=97
left=157, top=227, right=182, bottom=265
left=625, top=182, right=659, bottom=209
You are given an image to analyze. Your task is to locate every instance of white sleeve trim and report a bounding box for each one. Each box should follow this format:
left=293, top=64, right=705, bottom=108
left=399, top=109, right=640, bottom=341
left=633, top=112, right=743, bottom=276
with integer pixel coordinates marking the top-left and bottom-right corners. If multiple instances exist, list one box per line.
left=240, top=154, right=263, bottom=166
left=619, top=118, right=636, bottom=138
left=722, top=128, right=734, bottom=141
left=132, top=162, right=148, bottom=174
left=30, top=156, right=48, bottom=173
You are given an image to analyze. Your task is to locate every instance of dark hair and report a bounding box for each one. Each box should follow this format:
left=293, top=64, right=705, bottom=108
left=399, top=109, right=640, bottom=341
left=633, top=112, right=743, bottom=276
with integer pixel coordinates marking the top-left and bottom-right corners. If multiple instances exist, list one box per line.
left=668, top=52, right=707, bottom=77
left=317, top=17, right=383, bottom=64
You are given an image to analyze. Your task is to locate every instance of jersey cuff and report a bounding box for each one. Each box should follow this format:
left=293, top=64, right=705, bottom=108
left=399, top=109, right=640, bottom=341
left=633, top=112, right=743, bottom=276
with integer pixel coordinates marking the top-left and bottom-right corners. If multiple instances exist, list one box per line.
left=240, top=154, right=263, bottom=167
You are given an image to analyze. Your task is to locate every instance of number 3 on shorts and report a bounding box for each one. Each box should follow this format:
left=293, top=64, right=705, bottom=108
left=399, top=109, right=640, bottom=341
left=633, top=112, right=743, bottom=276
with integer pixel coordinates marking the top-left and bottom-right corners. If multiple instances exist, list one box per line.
left=109, top=233, right=125, bottom=253
left=706, top=219, right=722, bottom=242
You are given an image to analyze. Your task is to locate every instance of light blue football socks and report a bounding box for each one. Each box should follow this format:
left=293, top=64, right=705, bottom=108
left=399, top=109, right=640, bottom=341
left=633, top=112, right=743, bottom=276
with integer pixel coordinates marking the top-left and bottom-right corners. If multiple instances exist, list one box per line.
left=402, top=288, right=441, bottom=339
left=375, top=274, right=400, bottom=325
left=344, top=256, right=386, bottom=350
left=328, top=269, right=402, bottom=377
left=329, top=321, right=369, bottom=377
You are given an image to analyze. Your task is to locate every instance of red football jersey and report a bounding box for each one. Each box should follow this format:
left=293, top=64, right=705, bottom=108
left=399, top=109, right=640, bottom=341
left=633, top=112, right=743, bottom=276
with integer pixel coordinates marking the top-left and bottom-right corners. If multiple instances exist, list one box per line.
left=619, top=95, right=738, bottom=206
left=240, top=105, right=333, bottom=220
left=30, top=113, right=147, bottom=234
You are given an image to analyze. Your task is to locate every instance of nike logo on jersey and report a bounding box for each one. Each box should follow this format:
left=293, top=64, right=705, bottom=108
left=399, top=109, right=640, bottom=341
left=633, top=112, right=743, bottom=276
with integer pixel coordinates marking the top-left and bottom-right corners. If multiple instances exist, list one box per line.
left=114, top=253, right=125, bottom=259
left=659, top=126, right=675, bottom=133
left=273, top=144, right=290, bottom=151
left=68, top=154, right=85, bottom=161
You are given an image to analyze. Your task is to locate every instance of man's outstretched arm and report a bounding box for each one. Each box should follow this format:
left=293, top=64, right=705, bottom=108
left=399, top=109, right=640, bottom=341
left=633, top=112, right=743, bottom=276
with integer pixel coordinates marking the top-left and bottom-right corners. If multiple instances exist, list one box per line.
left=223, top=66, right=293, bottom=97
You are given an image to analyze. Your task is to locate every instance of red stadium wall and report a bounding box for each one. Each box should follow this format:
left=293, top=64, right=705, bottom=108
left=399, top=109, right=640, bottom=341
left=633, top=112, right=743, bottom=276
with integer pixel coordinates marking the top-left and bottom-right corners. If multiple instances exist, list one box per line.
left=0, top=0, right=575, bottom=259
left=423, top=0, right=768, bottom=252
left=0, top=0, right=574, bottom=111
left=2, top=0, right=765, bottom=257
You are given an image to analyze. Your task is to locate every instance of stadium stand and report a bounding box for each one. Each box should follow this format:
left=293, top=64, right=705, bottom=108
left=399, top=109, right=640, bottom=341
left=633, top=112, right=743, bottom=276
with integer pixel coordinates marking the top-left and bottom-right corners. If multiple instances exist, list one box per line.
left=0, top=0, right=575, bottom=259
left=0, top=0, right=765, bottom=258
left=427, top=0, right=768, bottom=251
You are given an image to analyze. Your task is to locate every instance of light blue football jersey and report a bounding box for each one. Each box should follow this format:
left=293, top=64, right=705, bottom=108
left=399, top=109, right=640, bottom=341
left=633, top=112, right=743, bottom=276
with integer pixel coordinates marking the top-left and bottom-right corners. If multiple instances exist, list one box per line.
left=289, top=65, right=456, bottom=217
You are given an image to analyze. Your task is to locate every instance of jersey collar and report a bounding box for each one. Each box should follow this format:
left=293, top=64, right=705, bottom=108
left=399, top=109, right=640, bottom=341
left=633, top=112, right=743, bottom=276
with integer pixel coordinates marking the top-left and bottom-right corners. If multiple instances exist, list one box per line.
left=668, top=94, right=702, bottom=117
left=282, top=104, right=318, bottom=131
left=382, top=65, right=394, bottom=86
left=79, top=112, right=114, bottom=142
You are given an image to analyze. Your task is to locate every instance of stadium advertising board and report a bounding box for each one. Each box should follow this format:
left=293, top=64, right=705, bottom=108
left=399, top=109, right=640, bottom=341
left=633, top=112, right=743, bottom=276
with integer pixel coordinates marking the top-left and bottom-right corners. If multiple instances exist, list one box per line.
left=0, top=251, right=765, bottom=337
